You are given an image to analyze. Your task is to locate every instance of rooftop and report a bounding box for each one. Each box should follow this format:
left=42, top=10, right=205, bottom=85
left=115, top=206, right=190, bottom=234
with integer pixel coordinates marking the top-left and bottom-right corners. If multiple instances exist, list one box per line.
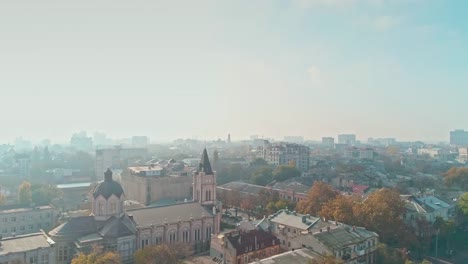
left=249, top=248, right=321, bottom=264
left=312, top=226, right=378, bottom=250
left=0, top=232, right=54, bottom=256
left=225, top=229, right=279, bottom=256
left=268, top=210, right=319, bottom=231
left=415, top=196, right=453, bottom=212
left=0, top=205, right=53, bottom=214
left=127, top=202, right=214, bottom=227
left=56, top=182, right=92, bottom=189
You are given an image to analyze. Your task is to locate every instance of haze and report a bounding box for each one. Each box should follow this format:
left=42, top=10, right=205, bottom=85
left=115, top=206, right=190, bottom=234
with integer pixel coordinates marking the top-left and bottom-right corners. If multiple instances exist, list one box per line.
left=1, top=0, right=467, bottom=143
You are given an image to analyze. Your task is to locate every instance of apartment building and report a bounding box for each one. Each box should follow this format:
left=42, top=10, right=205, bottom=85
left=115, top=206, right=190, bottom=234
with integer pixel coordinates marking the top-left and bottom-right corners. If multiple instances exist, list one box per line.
left=0, top=232, right=56, bottom=264
left=0, top=205, right=56, bottom=237
left=258, top=141, right=310, bottom=172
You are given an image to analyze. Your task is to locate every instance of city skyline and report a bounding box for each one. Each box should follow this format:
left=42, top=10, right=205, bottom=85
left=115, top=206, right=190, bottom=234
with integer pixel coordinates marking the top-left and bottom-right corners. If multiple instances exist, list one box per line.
left=1, top=0, right=467, bottom=142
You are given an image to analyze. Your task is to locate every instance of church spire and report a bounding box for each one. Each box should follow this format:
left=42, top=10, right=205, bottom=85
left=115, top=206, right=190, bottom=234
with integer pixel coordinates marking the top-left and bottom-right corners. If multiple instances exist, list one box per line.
left=104, top=168, right=113, bottom=182
left=199, top=148, right=213, bottom=175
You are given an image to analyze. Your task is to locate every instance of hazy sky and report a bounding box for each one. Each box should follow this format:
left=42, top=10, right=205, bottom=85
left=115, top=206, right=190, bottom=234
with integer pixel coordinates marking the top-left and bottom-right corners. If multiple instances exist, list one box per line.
left=1, top=0, right=467, bottom=143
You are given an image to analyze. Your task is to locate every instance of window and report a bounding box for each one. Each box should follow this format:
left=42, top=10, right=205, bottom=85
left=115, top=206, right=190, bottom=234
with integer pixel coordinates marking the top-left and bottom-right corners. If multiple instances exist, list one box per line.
left=58, top=245, right=69, bottom=261
left=11, top=217, right=16, bottom=222
left=182, top=230, right=190, bottom=243
left=29, top=256, right=38, bottom=264
left=40, top=254, right=49, bottom=264
left=282, top=240, right=285, bottom=245
left=110, top=201, right=117, bottom=214
left=169, top=233, right=176, bottom=244
left=288, top=242, right=291, bottom=248
left=98, top=202, right=104, bottom=215
left=20, top=226, right=25, bottom=231
left=141, top=239, right=149, bottom=248
left=206, top=226, right=212, bottom=239
left=155, top=236, right=163, bottom=244
left=29, top=224, right=34, bottom=230
left=194, top=229, right=201, bottom=241
left=11, top=227, right=16, bottom=232
left=1, top=218, right=6, bottom=223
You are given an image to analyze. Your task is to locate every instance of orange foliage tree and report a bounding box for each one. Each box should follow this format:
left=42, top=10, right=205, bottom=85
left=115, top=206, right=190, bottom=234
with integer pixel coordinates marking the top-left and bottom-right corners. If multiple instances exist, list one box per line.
left=319, top=195, right=356, bottom=224
left=296, top=181, right=339, bottom=216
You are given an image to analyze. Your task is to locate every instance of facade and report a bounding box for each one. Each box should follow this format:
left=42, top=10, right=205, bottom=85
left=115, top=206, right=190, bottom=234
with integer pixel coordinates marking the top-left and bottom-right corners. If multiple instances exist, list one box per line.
left=0, top=205, right=56, bottom=237
left=258, top=141, right=310, bottom=172
left=131, top=136, right=149, bottom=148
left=338, top=134, right=356, bottom=145
left=416, top=148, right=445, bottom=158
left=121, top=162, right=194, bottom=205
left=223, top=229, right=280, bottom=264
left=403, top=195, right=455, bottom=226
left=95, top=147, right=147, bottom=181
left=217, top=181, right=308, bottom=205
left=322, top=137, right=335, bottom=148
left=49, top=149, right=221, bottom=264
left=0, top=232, right=56, bottom=264
left=291, top=226, right=378, bottom=264
left=457, top=147, right=468, bottom=163
left=450, top=129, right=468, bottom=146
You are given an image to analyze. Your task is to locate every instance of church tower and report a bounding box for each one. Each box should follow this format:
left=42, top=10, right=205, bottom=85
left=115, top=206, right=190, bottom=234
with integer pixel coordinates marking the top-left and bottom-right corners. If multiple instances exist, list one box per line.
left=91, top=169, right=125, bottom=220
left=193, top=148, right=216, bottom=206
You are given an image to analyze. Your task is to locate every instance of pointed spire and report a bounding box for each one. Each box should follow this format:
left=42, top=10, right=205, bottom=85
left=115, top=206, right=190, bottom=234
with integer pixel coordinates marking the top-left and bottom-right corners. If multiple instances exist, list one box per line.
left=104, top=168, right=113, bottom=182
left=199, top=148, right=213, bottom=175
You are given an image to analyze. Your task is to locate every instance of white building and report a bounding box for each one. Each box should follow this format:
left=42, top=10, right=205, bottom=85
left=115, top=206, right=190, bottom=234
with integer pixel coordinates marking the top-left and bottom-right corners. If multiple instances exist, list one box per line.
left=0, top=205, right=56, bottom=237
left=95, top=146, right=147, bottom=181
left=257, top=141, right=310, bottom=172
left=457, top=147, right=468, bottom=163
left=0, top=232, right=56, bottom=264
left=338, top=134, right=356, bottom=145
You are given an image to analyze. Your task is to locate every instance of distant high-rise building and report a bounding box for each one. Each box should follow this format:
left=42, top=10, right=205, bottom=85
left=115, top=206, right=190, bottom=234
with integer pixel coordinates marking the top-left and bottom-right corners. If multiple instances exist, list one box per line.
left=227, top=134, right=231, bottom=144
left=95, top=146, right=147, bottom=181
left=70, top=131, right=93, bottom=151
left=338, top=134, right=356, bottom=145
left=450, top=129, right=468, bottom=146
left=258, top=141, right=310, bottom=172
left=322, top=137, right=335, bottom=147
left=131, top=136, right=149, bottom=148
left=283, top=136, right=304, bottom=143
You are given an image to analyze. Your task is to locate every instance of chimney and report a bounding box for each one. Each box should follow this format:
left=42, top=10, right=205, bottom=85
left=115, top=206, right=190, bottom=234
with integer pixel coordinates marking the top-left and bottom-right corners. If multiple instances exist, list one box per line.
left=327, top=226, right=330, bottom=232
left=302, top=216, right=307, bottom=223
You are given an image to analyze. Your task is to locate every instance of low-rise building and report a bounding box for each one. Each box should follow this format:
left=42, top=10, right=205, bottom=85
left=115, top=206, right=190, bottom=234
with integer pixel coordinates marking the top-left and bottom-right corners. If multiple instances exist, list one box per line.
left=0, top=232, right=56, bottom=264
left=223, top=229, right=280, bottom=264
left=402, top=195, right=456, bottom=228
left=0, top=205, right=56, bottom=237
left=291, top=225, right=378, bottom=264
left=249, top=248, right=322, bottom=264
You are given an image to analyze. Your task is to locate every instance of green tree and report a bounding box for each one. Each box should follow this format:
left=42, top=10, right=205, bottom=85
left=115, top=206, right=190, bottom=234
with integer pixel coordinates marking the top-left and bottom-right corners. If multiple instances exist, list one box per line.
left=273, top=165, right=301, bottom=182
left=458, top=192, right=468, bottom=216
left=376, top=244, right=405, bottom=264
left=18, top=181, right=32, bottom=205
left=31, top=184, right=63, bottom=206
left=251, top=167, right=273, bottom=186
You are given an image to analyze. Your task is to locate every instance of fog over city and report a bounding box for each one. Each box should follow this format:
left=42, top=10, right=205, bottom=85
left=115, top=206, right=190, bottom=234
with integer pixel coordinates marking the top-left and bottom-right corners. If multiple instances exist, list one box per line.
left=1, top=1, right=468, bottom=264
left=1, top=0, right=468, bottom=143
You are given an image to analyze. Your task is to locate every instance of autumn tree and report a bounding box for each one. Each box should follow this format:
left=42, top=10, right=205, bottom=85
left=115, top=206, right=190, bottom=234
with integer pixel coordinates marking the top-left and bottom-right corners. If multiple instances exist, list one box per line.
left=18, top=181, right=32, bottom=205
left=71, top=245, right=121, bottom=264
left=134, top=244, right=188, bottom=264
left=353, top=189, right=405, bottom=245
left=240, top=195, right=257, bottom=220
left=319, top=195, right=355, bottom=224
left=443, top=167, right=468, bottom=191
left=273, top=165, right=301, bottom=182
left=0, top=193, right=5, bottom=205
left=296, top=181, right=339, bottom=215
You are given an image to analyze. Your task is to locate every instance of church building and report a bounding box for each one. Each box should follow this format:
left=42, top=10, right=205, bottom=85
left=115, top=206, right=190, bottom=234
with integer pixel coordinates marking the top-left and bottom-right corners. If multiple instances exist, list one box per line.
left=48, top=149, right=221, bottom=263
